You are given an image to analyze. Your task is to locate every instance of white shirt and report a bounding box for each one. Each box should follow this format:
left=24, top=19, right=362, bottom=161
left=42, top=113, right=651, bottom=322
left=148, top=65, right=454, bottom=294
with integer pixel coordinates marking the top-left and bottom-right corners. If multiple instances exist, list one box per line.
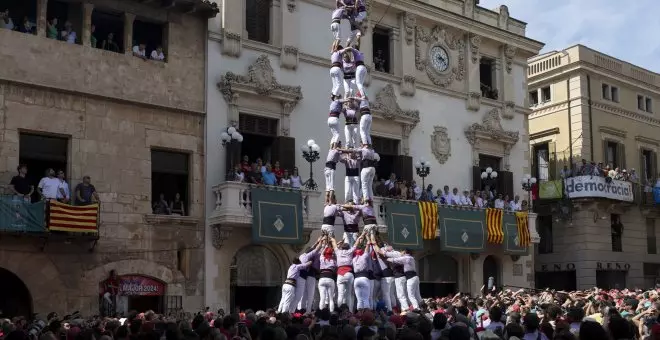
left=63, top=30, right=76, bottom=44
left=38, top=177, right=60, bottom=199
left=291, top=176, right=302, bottom=189
left=509, top=200, right=521, bottom=211
left=413, top=186, right=422, bottom=200
left=234, top=171, right=244, bottom=182
left=3, top=18, right=14, bottom=30
left=450, top=194, right=461, bottom=206
left=56, top=180, right=70, bottom=199
left=475, top=197, right=485, bottom=208
left=494, top=199, right=505, bottom=209
left=133, top=45, right=146, bottom=56
left=460, top=195, right=472, bottom=206
left=385, top=179, right=396, bottom=190
left=150, top=50, right=165, bottom=61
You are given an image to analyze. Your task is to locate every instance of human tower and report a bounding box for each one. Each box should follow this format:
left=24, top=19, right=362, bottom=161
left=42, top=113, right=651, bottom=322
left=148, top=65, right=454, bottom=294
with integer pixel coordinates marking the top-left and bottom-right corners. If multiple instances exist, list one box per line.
left=275, top=1, right=423, bottom=316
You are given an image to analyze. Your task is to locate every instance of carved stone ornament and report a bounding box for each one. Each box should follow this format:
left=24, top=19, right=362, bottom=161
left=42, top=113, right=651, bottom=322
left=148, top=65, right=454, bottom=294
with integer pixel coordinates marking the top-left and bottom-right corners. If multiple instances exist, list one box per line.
left=371, top=84, right=420, bottom=129
left=287, top=0, right=296, bottom=12
left=221, top=29, right=241, bottom=58
left=503, top=45, right=517, bottom=74
left=400, top=75, right=416, bottom=97
left=502, top=101, right=515, bottom=119
left=218, top=54, right=303, bottom=110
left=430, top=126, right=451, bottom=164
left=467, top=91, right=481, bottom=111
left=469, top=34, right=481, bottom=64
left=211, top=224, right=233, bottom=249
left=415, top=25, right=465, bottom=87
left=463, top=0, right=475, bottom=18
left=498, top=5, right=509, bottom=29
left=464, top=108, right=519, bottom=146
left=280, top=45, right=299, bottom=70
left=402, top=12, right=416, bottom=46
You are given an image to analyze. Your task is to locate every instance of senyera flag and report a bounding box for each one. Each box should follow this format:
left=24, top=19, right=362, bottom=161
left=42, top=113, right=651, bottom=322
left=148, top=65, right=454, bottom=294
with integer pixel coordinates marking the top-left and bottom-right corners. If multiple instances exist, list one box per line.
left=48, top=201, right=99, bottom=233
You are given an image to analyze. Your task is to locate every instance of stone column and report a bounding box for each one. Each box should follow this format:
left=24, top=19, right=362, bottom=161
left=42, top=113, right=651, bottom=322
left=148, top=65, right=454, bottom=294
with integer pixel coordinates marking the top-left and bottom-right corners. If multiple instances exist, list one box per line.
left=36, top=0, right=48, bottom=37
left=82, top=3, right=94, bottom=47
left=123, top=13, right=136, bottom=55
left=360, top=20, right=374, bottom=68
left=270, top=0, right=282, bottom=46
left=389, top=27, right=401, bottom=76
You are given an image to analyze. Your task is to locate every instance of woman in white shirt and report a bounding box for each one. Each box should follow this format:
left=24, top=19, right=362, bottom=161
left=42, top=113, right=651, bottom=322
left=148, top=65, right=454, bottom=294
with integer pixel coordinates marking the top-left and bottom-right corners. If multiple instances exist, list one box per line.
left=493, top=193, right=505, bottom=209
left=280, top=169, right=292, bottom=187
left=151, top=46, right=165, bottom=61
left=232, top=164, right=244, bottom=182
left=290, top=167, right=303, bottom=189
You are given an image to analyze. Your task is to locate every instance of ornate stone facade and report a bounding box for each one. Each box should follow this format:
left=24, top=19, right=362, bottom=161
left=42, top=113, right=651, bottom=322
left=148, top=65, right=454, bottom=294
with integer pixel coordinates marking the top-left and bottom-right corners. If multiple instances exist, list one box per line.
left=414, top=25, right=466, bottom=88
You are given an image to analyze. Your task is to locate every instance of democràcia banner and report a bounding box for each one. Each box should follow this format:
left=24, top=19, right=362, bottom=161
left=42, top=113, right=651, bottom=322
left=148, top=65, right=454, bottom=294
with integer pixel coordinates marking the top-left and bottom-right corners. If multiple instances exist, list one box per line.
left=564, top=175, right=633, bottom=202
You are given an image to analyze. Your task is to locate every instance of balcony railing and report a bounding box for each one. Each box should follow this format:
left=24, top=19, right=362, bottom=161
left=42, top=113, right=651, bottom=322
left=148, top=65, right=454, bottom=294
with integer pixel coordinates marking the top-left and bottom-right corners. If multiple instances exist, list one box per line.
left=210, top=181, right=323, bottom=228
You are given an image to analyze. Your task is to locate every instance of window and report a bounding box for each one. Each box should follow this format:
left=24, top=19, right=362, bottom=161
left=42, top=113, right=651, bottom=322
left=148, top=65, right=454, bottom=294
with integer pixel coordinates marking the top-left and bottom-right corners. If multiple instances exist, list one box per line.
left=245, top=0, right=270, bottom=44
left=133, top=18, right=166, bottom=61
left=151, top=150, right=189, bottom=216
left=541, top=86, right=551, bottom=102
left=538, top=215, right=553, bottom=254
left=372, top=27, right=391, bottom=73
left=18, top=133, right=69, bottom=202
left=611, top=86, right=619, bottom=103
left=641, top=149, right=656, bottom=185
left=93, top=10, right=125, bottom=53
left=480, top=57, right=497, bottom=100
left=639, top=95, right=645, bottom=110
left=529, top=90, right=539, bottom=106
left=3, top=0, right=37, bottom=35
left=647, top=218, right=657, bottom=255
left=602, top=84, right=610, bottom=100
left=605, top=141, right=620, bottom=168
left=646, top=97, right=653, bottom=113
left=177, top=247, right=190, bottom=278
left=372, top=136, right=399, bottom=182
left=238, top=114, right=277, bottom=166
left=46, top=0, right=83, bottom=43
left=611, top=214, right=623, bottom=252
left=532, top=142, right=549, bottom=181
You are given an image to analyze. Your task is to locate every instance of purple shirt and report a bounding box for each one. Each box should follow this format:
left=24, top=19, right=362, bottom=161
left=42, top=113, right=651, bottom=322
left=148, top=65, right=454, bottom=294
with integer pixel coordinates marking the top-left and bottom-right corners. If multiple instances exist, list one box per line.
left=330, top=99, right=342, bottom=113
left=359, top=147, right=375, bottom=161
left=331, top=51, right=342, bottom=64
left=343, top=60, right=355, bottom=73
left=324, top=204, right=341, bottom=218
left=336, top=246, right=356, bottom=267
left=300, top=248, right=319, bottom=263
left=331, top=8, right=344, bottom=20
left=353, top=249, right=371, bottom=272
left=341, top=209, right=360, bottom=224
left=352, top=50, right=364, bottom=62
left=387, top=254, right=416, bottom=272
left=327, top=149, right=341, bottom=163
left=359, top=99, right=370, bottom=109
left=320, top=251, right=337, bottom=270
left=344, top=108, right=356, bottom=120
left=354, top=204, right=374, bottom=218
left=286, top=263, right=310, bottom=279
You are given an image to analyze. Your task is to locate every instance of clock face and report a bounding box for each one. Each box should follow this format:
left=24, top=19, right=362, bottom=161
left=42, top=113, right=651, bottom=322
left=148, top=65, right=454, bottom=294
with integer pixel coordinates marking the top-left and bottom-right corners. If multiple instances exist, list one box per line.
left=429, top=46, right=449, bottom=73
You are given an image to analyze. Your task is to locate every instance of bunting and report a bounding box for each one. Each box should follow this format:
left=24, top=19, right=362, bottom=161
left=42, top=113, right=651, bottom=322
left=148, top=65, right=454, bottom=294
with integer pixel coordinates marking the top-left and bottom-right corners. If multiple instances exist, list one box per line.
left=515, top=211, right=531, bottom=247
left=486, top=208, right=504, bottom=244
left=418, top=201, right=438, bottom=240
left=48, top=201, right=99, bottom=233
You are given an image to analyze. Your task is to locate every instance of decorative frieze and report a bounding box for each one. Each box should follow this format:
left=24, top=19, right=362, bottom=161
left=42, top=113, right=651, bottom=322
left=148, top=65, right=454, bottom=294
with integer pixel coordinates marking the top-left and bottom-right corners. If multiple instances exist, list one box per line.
left=465, top=108, right=519, bottom=168
left=221, top=29, right=242, bottom=58
left=469, top=34, right=481, bottom=64
left=400, top=75, right=416, bottom=97
left=467, top=92, right=481, bottom=111
left=280, top=45, right=299, bottom=70
left=502, top=101, right=516, bottom=119
left=503, top=45, right=517, bottom=74
left=415, top=25, right=466, bottom=87
left=402, top=13, right=416, bottom=46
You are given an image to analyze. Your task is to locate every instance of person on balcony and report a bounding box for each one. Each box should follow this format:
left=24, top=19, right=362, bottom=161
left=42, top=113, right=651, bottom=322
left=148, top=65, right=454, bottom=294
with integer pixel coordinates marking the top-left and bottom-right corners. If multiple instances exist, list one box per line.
left=56, top=170, right=70, bottom=204
left=290, top=167, right=303, bottom=189
left=38, top=168, right=59, bottom=201
left=9, top=164, right=33, bottom=202
left=75, top=175, right=99, bottom=206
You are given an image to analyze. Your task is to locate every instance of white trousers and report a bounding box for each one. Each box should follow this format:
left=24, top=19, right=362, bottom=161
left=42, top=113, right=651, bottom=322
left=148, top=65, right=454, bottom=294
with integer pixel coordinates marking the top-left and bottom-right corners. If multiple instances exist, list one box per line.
left=380, top=277, right=394, bottom=311
left=278, top=283, right=296, bottom=313
left=342, top=232, right=358, bottom=247
left=328, top=116, right=340, bottom=144
left=330, top=22, right=340, bottom=41
left=345, top=124, right=359, bottom=148
left=293, top=277, right=307, bottom=312
left=354, top=276, right=372, bottom=310
left=406, top=276, right=422, bottom=310
left=318, top=277, right=336, bottom=312
left=324, top=167, right=335, bottom=191
left=360, top=113, right=372, bottom=145
left=394, top=276, right=410, bottom=311
left=336, top=272, right=355, bottom=311
left=321, top=224, right=335, bottom=237
left=354, top=65, right=368, bottom=98
left=330, top=66, right=344, bottom=97
left=297, top=276, right=317, bottom=311
left=345, top=175, right=360, bottom=203
left=343, top=78, right=354, bottom=98
left=360, top=167, right=376, bottom=201
left=371, top=279, right=381, bottom=308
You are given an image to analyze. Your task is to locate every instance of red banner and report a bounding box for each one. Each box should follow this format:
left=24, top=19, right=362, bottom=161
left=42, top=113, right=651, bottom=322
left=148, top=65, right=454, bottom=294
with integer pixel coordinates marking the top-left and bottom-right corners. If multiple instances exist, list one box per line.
left=100, top=275, right=165, bottom=296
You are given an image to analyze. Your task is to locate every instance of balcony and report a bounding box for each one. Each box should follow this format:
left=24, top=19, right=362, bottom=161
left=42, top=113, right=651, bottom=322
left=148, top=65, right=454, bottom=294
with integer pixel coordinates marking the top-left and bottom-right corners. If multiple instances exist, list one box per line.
left=0, top=185, right=99, bottom=251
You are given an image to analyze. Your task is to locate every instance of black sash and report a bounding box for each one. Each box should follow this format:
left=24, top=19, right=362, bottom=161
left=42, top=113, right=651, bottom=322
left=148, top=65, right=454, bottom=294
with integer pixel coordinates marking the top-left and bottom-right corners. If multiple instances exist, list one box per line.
left=323, top=215, right=336, bottom=225
left=344, top=224, right=359, bottom=232
left=361, top=159, right=376, bottom=168
left=346, top=168, right=359, bottom=176
left=355, top=271, right=369, bottom=278
left=344, top=72, right=356, bottom=80
left=320, top=269, right=336, bottom=280
left=332, top=62, right=342, bottom=68
left=329, top=111, right=340, bottom=117
left=356, top=60, right=364, bottom=66
left=325, top=161, right=337, bottom=170
left=404, top=271, right=417, bottom=279
left=363, top=216, right=377, bottom=225
left=285, top=278, right=297, bottom=286
left=393, top=265, right=404, bottom=278
left=360, top=108, right=371, bottom=115
left=382, top=268, right=394, bottom=277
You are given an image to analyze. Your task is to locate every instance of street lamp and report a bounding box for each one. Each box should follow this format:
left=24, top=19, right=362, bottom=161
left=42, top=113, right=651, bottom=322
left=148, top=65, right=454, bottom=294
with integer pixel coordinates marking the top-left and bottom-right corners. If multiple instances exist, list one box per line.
left=301, top=139, right=321, bottom=190
left=414, top=158, right=431, bottom=190
left=521, top=174, right=537, bottom=211
left=221, top=126, right=244, bottom=181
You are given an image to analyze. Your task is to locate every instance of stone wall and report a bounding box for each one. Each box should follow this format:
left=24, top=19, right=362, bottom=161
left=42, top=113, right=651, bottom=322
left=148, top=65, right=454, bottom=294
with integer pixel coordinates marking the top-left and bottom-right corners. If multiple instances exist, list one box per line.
left=0, top=13, right=205, bottom=113
left=0, top=82, right=206, bottom=315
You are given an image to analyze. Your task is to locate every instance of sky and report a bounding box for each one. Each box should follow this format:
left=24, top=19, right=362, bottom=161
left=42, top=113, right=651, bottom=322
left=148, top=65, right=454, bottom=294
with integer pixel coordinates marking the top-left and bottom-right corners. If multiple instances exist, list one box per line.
left=479, top=0, right=660, bottom=73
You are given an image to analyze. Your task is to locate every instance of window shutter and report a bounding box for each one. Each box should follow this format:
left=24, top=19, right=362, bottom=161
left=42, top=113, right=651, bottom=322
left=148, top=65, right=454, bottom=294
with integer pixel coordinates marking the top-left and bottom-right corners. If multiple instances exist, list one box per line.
left=548, top=141, right=557, bottom=180
left=617, top=142, right=626, bottom=169
left=498, top=171, right=514, bottom=197
left=394, top=155, right=413, bottom=184
left=271, top=136, right=296, bottom=172
left=473, top=166, right=482, bottom=191
left=602, top=140, right=609, bottom=166
left=652, top=151, right=658, bottom=182
left=640, top=150, right=647, bottom=185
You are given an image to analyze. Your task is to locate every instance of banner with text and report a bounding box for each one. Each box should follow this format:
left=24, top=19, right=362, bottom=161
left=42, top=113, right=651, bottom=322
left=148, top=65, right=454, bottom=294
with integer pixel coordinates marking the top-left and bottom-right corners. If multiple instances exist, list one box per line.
left=0, top=197, right=47, bottom=233
left=99, top=275, right=166, bottom=296
left=384, top=201, right=423, bottom=249
left=564, top=176, right=633, bottom=202
left=251, top=188, right=304, bottom=244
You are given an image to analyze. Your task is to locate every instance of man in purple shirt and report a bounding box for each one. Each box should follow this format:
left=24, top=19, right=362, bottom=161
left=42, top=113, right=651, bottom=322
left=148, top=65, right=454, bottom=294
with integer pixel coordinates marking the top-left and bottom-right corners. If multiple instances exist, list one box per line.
left=295, top=238, right=323, bottom=312
left=333, top=232, right=365, bottom=312
left=277, top=255, right=313, bottom=313
left=385, top=248, right=421, bottom=310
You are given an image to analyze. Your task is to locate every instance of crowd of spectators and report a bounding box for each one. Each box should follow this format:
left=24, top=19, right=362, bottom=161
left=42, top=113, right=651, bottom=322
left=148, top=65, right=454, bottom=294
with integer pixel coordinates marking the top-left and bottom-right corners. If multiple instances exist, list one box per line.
left=5, top=286, right=660, bottom=340
left=230, top=156, right=304, bottom=189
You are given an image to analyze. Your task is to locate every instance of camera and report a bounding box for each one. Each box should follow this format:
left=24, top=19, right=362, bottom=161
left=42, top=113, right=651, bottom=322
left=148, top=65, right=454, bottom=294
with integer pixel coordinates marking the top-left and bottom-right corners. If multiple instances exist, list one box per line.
left=28, top=319, right=46, bottom=338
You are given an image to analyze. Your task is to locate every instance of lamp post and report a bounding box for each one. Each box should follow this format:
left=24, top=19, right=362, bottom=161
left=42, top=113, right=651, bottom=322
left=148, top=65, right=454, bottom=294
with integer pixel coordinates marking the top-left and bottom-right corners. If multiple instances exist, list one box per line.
left=521, top=174, right=537, bottom=211
left=414, top=158, right=431, bottom=190
left=220, top=126, right=243, bottom=181
left=480, top=167, right=498, bottom=188
left=301, top=139, right=321, bottom=190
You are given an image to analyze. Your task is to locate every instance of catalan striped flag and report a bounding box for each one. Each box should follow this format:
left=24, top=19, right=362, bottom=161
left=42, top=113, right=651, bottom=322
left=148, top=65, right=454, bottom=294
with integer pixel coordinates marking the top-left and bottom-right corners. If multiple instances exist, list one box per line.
left=515, top=211, right=531, bottom=247
left=48, top=201, right=99, bottom=233
left=418, top=201, right=438, bottom=240
left=486, top=208, right=504, bottom=244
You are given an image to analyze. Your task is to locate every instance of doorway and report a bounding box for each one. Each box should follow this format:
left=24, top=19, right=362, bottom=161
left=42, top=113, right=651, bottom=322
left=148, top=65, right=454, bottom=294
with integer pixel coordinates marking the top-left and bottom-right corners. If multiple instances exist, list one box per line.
left=0, top=267, right=32, bottom=318
left=418, top=253, right=459, bottom=298
left=230, top=245, right=282, bottom=311
left=483, top=255, right=501, bottom=289
left=19, top=133, right=69, bottom=203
